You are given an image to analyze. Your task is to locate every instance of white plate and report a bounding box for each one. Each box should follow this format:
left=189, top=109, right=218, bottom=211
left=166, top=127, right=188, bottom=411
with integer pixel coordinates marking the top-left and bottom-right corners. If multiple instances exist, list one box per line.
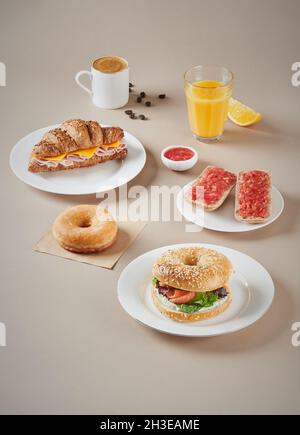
left=176, top=182, right=284, bottom=232
left=118, top=243, right=274, bottom=337
left=9, top=124, right=146, bottom=195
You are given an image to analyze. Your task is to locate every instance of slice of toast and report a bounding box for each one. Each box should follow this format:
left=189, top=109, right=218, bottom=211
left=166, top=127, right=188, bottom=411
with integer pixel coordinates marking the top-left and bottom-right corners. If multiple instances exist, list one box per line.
left=235, top=170, right=272, bottom=223
left=185, top=166, right=237, bottom=212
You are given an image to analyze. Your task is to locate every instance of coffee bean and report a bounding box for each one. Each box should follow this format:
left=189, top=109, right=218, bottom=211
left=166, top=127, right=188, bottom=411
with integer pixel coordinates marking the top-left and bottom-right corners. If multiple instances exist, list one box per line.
left=139, top=114, right=146, bottom=120
left=140, top=92, right=146, bottom=98
left=125, top=109, right=133, bottom=115
left=158, top=94, right=166, bottom=99
left=145, top=101, right=151, bottom=107
left=129, top=83, right=134, bottom=88
left=129, top=113, right=136, bottom=119
left=136, top=97, right=142, bottom=103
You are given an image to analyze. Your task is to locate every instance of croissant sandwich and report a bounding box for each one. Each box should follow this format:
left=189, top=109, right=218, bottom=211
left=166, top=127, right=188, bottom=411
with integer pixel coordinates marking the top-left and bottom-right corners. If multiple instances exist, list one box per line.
left=28, top=119, right=127, bottom=173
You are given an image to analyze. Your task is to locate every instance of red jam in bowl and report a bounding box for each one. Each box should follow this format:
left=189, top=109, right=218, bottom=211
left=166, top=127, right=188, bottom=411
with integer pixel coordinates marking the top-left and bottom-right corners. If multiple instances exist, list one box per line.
left=164, top=147, right=194, bottom=161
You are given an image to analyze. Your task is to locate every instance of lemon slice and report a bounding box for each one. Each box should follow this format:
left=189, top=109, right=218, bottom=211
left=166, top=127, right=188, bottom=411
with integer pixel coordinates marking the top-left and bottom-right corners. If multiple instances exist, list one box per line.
left=228, top=98, right=262, bottom=126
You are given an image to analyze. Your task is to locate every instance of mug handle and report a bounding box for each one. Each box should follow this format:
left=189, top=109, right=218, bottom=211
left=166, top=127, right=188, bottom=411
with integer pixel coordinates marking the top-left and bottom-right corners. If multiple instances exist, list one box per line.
left=75, top=70, right=92, bottom=95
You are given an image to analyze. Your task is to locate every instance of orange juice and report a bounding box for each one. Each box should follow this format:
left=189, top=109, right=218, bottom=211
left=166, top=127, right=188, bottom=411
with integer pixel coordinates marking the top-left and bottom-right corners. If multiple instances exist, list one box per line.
left=185, top=80, right=232, bottom=140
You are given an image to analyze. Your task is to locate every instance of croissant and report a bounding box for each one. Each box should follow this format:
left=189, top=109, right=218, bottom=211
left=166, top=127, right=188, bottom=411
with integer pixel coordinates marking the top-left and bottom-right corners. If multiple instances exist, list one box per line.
left=28, top=119, right=127, bottom=173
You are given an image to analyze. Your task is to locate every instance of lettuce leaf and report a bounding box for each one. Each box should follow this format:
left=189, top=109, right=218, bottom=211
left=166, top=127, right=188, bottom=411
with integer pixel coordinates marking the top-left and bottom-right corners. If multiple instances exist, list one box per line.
left=190, top=292, right=218, bottom=307
left=178, top=304, right=203, bottom=314
left=178, top=292, right=219, bottom=313
left=152, top=277, right=158, bottom=286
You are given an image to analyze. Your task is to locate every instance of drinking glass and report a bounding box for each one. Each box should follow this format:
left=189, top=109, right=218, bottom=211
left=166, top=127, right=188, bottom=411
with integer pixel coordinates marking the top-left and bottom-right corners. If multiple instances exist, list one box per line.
left=184, top=65, right=233, bottom=141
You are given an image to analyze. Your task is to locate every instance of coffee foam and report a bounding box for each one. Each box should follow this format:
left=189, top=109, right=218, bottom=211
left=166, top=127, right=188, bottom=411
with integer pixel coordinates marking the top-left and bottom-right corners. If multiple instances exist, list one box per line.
left=93, top=56, right=128, bottom=73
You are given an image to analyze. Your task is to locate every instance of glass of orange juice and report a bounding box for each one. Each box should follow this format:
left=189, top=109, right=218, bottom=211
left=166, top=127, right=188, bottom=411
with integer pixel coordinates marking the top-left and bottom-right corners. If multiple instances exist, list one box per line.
left=184, top=65, right=233, bottom=141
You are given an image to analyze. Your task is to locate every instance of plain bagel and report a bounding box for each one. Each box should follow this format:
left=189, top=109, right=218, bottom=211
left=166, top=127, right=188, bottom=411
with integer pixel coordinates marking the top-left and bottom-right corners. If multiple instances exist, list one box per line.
left=52, top=205, right=117, bottom=253
left=152, top=247, right=233, bottom=293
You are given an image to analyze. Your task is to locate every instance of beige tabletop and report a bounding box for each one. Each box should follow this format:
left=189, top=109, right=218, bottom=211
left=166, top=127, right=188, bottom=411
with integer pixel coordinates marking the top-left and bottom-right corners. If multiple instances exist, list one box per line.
left=1, top=0, right=300, bottom=415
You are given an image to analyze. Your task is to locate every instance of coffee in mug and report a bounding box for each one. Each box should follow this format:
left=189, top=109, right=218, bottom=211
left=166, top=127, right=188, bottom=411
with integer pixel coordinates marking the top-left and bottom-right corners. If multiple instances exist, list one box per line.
left=93, top=56, right=128, bottom=74
left=75, top=56, right=129, bottom=109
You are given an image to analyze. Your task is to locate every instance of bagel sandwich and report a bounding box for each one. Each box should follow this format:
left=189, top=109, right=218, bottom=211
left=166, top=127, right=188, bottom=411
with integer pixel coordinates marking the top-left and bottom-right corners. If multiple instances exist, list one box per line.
left=151, top=247, right=233, bottom=322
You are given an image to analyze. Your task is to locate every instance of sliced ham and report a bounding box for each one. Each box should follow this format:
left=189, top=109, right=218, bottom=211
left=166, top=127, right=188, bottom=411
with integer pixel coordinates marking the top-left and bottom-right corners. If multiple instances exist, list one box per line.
left=32, top=158, right=59, bottom=168
left=33, top=143, right=127, bottom=167
left=96, top=142, right=127, bottom=157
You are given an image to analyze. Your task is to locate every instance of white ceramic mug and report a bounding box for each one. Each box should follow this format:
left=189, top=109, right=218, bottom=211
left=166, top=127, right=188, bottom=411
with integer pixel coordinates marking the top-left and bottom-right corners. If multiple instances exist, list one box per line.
left=75, top=57, right=129, bottom=109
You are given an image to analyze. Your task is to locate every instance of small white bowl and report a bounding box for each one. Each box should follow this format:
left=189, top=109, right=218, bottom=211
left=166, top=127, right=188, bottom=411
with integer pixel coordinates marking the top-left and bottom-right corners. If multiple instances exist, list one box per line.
left=161, top=146, right=198, bottom=171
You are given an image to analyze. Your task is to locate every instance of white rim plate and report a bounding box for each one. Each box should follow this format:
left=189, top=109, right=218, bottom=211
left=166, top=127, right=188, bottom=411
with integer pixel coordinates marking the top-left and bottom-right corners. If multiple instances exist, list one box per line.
left=118, top=243, right=275, bottom=337
left=9, top=124, right=146, bottom=195
left=176, top=182, right=284, bottom=232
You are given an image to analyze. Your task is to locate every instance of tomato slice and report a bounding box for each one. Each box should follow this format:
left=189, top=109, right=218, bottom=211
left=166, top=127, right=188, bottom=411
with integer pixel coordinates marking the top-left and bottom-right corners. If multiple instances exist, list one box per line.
left=169, top=290, right=187, bottom=298
left=170, top=291, right=197, bottom=304
left=165, top=289, right=176, bottom=298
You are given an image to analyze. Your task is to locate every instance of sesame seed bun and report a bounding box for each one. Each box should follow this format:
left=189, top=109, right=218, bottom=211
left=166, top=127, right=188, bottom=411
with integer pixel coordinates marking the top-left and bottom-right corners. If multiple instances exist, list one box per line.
left=152, top=247, right=233, bottom=293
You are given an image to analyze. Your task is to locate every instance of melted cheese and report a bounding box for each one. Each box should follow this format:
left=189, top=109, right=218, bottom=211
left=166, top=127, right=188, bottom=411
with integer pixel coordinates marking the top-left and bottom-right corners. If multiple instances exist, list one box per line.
left=33, top=152, right=67, bottom=162
left=33, top=141, right=121, bottom=161
left=101, top=140, right=120, bottom=148
left=71, top=145, right=100, bottom=158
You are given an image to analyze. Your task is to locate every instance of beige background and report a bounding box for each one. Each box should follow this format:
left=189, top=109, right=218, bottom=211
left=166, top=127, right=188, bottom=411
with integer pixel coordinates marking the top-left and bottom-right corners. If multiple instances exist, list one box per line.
left=0, top=0, right=300, bottom=415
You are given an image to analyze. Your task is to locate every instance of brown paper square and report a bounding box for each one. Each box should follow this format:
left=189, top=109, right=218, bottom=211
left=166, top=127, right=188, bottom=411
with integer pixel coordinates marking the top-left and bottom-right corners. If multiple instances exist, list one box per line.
left=34, top=221, right=146, bottom=269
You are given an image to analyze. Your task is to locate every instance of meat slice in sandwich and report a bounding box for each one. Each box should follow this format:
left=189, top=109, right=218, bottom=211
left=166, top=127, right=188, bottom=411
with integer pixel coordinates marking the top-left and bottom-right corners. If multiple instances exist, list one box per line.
left=151, top=247, right=233, bottom=322
left=28, top=119, right=127, bottom=173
